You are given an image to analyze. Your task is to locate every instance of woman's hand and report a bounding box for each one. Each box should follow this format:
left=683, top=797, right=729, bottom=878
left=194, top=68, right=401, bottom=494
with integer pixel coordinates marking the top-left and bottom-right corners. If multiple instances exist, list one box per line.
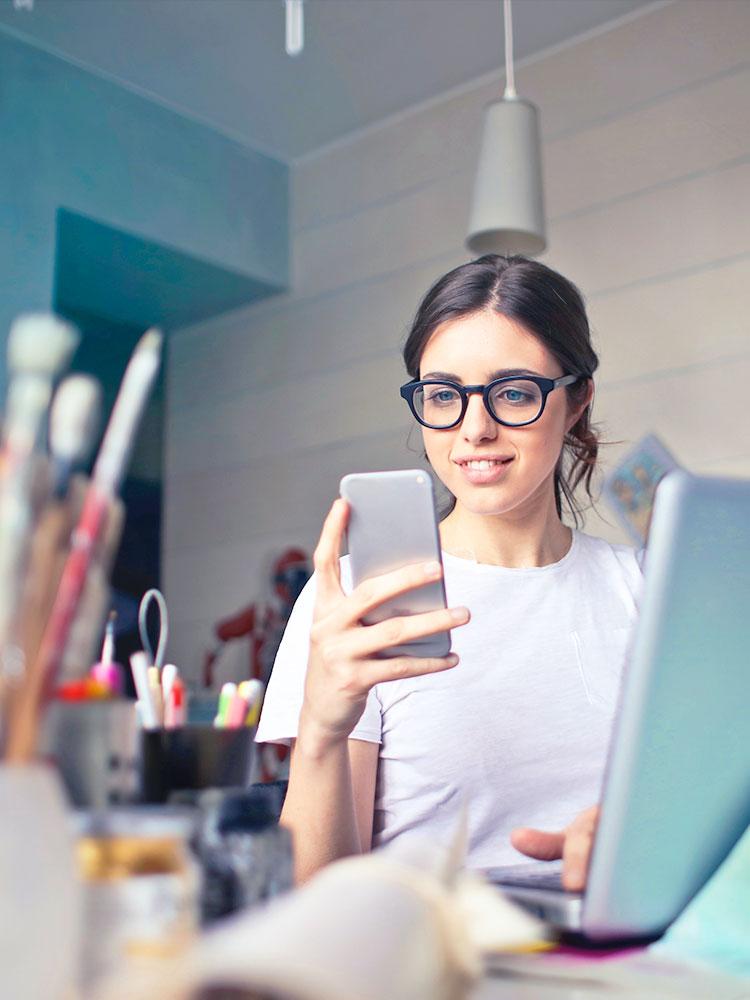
left=298, top=498, right=469, bottom=754
left=510, top=805, right=600, bottom=891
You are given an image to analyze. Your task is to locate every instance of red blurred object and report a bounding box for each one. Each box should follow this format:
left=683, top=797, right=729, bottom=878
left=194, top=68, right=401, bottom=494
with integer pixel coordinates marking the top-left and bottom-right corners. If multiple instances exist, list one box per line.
left=201, top=547, right=311, bottom=781
left=202, top=547, right=311, bottom=689
left=55, top=677, right=110, bottom=701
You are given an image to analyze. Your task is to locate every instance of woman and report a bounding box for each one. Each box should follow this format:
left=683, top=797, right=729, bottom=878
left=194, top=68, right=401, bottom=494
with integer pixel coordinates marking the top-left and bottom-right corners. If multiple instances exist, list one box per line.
left=256, top=255, right=642, bottom=887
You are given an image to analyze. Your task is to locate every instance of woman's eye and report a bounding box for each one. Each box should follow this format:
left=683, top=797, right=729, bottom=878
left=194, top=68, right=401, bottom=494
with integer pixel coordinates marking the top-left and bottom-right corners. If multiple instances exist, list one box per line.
left=427, top=388, right=459, bottom=405
left=499, top=388, right=531, bottom=404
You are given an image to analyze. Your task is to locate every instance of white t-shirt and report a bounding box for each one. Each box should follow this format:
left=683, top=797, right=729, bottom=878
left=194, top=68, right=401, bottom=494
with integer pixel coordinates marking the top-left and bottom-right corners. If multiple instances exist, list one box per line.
left=256, top=530, right=643, bottom=868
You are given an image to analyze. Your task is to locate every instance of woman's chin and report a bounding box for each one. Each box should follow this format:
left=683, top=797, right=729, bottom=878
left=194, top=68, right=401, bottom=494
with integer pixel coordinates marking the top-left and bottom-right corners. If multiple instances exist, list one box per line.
left=449, top=476, right=555, bottom=520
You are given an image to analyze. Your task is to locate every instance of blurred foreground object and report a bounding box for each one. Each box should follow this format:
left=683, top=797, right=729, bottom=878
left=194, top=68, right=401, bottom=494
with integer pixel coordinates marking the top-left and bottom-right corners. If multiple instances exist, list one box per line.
left=3, top=327, right=162, bottom=762
left=0, top=314, right=79, bottom=728
left=97, top=835, right=544, bottom=1000
left=192, top=785, right=293, bottom=924
left=76, top=809, right=199, bottom=994
left=0, top=763, right=80, bottom=1000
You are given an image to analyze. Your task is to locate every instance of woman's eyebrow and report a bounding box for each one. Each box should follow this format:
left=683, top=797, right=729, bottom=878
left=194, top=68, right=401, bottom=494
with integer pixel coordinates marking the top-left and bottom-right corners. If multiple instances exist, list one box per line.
left=489, top=367, right=545, bottom=379
left=421, top=370, right=461, bottom=381
left=420, top=367, right=545, bottom=382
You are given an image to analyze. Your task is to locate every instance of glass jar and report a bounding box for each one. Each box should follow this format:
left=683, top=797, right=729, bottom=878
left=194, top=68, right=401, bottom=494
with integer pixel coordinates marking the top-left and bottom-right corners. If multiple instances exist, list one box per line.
left=76, top=809, right=200, bottom=991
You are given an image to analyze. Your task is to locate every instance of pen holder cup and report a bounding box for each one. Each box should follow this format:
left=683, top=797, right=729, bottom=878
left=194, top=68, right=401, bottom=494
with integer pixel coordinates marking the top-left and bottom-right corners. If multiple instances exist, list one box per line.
left=140, top=725, right=255, bottom=804
left=42, top=699, right=140, bottom=808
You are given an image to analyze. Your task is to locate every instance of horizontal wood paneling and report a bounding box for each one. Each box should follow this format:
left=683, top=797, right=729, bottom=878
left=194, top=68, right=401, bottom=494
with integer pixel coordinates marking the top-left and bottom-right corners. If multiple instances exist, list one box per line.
left=163, top=428, right=426, bottom=553
left=168, top=256, right=460, bottom=413
left=590, top=254, right=750, bottom=384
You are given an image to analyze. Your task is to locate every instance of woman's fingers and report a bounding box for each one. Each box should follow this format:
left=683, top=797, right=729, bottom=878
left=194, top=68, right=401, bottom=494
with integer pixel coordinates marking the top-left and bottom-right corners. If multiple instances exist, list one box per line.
left=312, top=498, right=349, bottom=612
left=332, top=558, right=447, bottom=629
left=511, top=806, right=599, bottom=890
left=561, top=806, right=599, bottom=891
left=359, top=651, right=460, bottom=689
left=344, top=605, right=469, bottom=659
left=510, top=827, right=565, bottom=862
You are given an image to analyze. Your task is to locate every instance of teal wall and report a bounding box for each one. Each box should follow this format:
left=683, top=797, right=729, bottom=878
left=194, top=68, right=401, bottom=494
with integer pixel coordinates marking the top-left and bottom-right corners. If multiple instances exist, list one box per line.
left=0, top=28, right=288, bottom=394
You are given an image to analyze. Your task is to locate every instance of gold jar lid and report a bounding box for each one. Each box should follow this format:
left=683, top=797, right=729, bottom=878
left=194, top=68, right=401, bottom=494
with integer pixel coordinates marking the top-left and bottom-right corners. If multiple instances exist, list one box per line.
left=78, top=835, right=188, bottom=880
left=74, top=808, right=195, bottom=881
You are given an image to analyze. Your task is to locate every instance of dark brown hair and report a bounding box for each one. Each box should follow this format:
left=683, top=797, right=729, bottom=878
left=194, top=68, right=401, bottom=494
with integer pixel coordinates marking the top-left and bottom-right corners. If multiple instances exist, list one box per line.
left=403, top=254, right=599, bottom=524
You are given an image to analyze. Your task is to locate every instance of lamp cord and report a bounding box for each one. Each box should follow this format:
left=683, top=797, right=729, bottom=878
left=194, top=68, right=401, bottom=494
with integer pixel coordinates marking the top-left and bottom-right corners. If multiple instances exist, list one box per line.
left=503, top=0, right=517, bottom=99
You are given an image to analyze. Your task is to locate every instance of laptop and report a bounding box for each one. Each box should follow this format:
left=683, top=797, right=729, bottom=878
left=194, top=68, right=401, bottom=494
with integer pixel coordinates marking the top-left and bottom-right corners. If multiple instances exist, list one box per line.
left=483, top=471, right=750, bottom=942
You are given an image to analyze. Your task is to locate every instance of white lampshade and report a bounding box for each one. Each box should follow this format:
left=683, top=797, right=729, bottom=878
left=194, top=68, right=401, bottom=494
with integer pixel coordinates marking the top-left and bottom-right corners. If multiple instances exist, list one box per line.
left=466, top=96, right=546, bottom=257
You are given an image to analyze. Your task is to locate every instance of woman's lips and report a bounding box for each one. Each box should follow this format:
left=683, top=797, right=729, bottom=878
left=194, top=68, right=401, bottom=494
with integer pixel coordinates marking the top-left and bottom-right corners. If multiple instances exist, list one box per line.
left=454, top=457, right=514, bottom=485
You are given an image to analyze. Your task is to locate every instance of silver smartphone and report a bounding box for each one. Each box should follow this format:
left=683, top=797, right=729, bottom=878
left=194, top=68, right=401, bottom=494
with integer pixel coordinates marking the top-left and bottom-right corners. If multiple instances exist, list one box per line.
left=339, top=469, right=451, bottom=658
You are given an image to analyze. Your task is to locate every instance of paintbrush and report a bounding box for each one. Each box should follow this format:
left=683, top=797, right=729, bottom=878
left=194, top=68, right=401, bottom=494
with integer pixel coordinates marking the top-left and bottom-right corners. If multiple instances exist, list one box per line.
left=0, top=315, right=78, bottom=734
left=49, top=374, right=101, bottom=497
left=0, top=314, right=79, bottom=464
left=17, top=376, right=103, bottom=676
left=5, top=328, right=163, bottom=761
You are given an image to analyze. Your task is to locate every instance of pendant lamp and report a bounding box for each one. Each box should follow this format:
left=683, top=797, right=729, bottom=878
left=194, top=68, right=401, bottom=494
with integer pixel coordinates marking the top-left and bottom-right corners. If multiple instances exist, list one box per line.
left=466, top=0, right=546, bottom=257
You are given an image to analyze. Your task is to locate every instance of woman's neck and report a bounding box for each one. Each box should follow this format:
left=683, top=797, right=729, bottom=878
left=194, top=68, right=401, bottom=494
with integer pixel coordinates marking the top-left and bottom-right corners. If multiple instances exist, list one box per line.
left=439, top=491, right=573, bottom=569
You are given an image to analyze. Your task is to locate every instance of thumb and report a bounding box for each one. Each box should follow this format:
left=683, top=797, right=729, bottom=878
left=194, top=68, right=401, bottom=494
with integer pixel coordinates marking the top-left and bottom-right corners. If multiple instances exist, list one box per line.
left=312, top=498, right=349, bottom=612
left=511, top=826, right=565, bottom=861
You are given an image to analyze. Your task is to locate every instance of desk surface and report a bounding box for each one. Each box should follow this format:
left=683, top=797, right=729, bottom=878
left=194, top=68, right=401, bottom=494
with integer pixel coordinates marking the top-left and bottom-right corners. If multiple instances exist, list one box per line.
left=472, top=952, right=750, bottom=1000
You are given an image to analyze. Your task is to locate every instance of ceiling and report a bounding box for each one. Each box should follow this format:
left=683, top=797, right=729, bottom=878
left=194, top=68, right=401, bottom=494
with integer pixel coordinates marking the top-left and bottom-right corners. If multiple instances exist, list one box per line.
left=0, top=0, right=657, bottom=161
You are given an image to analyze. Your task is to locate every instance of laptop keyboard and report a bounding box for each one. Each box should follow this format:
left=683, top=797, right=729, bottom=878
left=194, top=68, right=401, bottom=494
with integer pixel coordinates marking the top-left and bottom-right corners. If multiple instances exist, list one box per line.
left=481, top=864, right=569, bottom=893
left=496, top=869, right=565, bottom=892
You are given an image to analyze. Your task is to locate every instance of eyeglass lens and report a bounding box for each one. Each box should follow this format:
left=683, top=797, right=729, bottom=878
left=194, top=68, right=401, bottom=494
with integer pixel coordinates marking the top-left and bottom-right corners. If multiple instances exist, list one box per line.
left=414, top=380, right=545, bottom=427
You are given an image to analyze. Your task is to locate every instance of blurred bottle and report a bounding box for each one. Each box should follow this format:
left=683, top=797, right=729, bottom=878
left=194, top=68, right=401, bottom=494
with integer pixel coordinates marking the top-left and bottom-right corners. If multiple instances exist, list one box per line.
left=191, top=784, right=292, bottom=924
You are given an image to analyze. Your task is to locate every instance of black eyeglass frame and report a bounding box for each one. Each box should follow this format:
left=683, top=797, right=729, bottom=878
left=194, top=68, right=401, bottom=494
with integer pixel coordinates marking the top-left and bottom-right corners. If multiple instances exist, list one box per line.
left=399, top=374, right=582, bottom=429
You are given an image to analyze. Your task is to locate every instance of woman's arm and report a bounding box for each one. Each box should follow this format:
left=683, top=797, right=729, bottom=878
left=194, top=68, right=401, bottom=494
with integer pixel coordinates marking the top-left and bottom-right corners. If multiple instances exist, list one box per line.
left=281, top=736, right=378, bottom=883
left=279, top=498, right=468, bottom=884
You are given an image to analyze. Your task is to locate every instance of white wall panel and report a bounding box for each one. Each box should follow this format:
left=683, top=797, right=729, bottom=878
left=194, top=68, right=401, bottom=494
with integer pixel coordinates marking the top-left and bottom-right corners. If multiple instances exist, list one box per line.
left=168, top=256, right=461, bottom=413
left=546, top=160, right=750, bottom=297
left=545, top=67, right=750, bottom=219
left=590, top=254, right=750, bottom=383
left=168, top=354, right=411, bottom=477
left=294, top=88, right=486, bottom=234
left=293, top=171, right=470, bottom=299
left=164, top=428, right=424, bottom=554
left=594, top=354, right=750, bottom=468
left=694, top=454, right=750, bottom=477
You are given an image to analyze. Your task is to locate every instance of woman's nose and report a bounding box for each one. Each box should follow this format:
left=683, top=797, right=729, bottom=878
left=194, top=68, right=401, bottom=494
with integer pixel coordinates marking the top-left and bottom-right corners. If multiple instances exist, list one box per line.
left=460, top=393, right=498, bottom=443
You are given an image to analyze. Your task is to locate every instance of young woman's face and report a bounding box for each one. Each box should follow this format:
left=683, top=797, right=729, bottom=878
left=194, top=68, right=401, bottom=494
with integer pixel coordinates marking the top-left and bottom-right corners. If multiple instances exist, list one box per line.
left=418, top=309, right=583, bottom=519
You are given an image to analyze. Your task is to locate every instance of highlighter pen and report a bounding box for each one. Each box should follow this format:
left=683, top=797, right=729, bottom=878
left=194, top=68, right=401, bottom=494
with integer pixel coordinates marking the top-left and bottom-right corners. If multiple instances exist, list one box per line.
left=239, top=678, right=264, bottom=727
left=214, top=682, right=236, bottom=728
left=226, top=691, right=249, bottom=729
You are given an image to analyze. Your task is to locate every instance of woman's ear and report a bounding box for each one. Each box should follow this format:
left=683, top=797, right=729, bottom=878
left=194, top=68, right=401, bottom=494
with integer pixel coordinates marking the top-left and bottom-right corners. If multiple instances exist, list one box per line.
left=566, top=378, right=594, bottom=433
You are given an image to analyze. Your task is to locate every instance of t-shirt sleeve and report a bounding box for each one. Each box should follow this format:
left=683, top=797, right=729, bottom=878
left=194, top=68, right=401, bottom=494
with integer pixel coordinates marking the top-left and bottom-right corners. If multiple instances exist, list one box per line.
left=254, top=565, right=383, bottom=746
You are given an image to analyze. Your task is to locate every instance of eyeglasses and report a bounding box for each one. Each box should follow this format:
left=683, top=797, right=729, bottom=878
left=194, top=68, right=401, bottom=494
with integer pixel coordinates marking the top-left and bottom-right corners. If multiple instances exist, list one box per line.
left=399, top=374, right=581, bottom=430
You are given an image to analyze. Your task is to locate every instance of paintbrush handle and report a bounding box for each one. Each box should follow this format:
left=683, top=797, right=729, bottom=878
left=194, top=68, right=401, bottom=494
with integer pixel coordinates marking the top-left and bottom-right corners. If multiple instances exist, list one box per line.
left=58, top=496, right=124, bottom=682
left=4, top=486, right=110, bottom=762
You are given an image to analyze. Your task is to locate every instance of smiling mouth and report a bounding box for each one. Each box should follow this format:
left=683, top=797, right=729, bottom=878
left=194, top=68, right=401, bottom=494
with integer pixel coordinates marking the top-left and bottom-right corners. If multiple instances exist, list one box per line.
left=456, top=458, right=514, bottom=470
